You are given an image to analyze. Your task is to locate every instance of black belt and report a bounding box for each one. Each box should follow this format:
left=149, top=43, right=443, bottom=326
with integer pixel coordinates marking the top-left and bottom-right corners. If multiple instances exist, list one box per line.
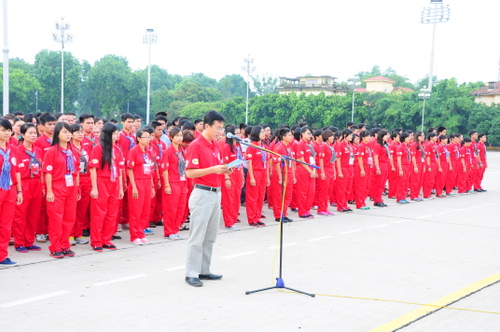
left=194, top=184, right=221, bottom=193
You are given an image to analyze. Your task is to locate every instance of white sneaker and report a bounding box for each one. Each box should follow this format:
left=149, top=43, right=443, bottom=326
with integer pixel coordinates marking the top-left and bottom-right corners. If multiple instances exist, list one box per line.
left=36, top=234, right=47, bottom=243
left=69, top=237, right=76, bottom=246
left=117, top=224, right=123, bottom=232
left=132, top=238, right=143, bottom=245
left=226, top=225, right=241, bottom=231
left=75, top=237, right=89, bottom=245
left=141, top=238, right=151, bottom=244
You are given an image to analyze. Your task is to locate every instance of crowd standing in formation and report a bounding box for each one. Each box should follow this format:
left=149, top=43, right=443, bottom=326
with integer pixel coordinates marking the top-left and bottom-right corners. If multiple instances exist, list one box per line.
left=0, top=110, right=489, bottom=270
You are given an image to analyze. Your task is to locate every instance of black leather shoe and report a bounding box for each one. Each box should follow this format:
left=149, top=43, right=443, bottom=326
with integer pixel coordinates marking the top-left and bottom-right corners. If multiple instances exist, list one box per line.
left=185, top=277, right=203, bottom=287
left=284, top=217, right=293, bottom=222
left=199, top=273, right=222, bottom=280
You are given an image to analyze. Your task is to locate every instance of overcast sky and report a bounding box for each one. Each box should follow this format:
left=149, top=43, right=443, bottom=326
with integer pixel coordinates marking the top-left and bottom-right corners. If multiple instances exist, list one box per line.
left=2, top=0, right=499, bottom=86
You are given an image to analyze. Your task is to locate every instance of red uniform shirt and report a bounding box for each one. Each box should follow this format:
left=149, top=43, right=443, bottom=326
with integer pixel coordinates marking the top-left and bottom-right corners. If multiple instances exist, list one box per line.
left=127, top=145, right=154, bottom=180
left=16, top=144, right=43, bottom=180
left=296, top=139, right=316, bottom=166
left=373, top=143, right=390, bottom=164
left=460, top=146, right=472, bottom=167
left=42, top=145, right=79, bottom=182
left=222, top=143, right=244, bottom=173
left=118, top=131, right=136, bottom=161
left=411, top=143, right=426, bottom=164
left=425, top=141, right=438, bottom=162
left=273, top=142, right=294, bottom=169
left=0, top=144, right=20, bottom=185
left=337, top=141, right=355, bottom=167
left=245, top=141, right=267, bottom=171
left=477, top=142, right=487, bottom=166
left=160, top=145, right=187, bottom=183
left=185, top=135, right=224, bottom=188
left=34, top=134, right=53, bottom=159
left=438, top=144, right=449, bottom=164
left=82, top=133, right=97, bottom=149
left=396, top=143, right=412, bottom=166
left=321, top=143, right=336, bottom=168
left=71, top=144, right=92, bottom=178
left=356, top=142, right=373, bottom=167
left=89, top=144, right=124, bottom=179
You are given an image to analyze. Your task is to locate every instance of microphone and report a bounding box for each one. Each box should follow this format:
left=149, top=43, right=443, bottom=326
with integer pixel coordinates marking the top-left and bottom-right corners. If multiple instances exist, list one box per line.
left=226, top=132, right=243, bottom=142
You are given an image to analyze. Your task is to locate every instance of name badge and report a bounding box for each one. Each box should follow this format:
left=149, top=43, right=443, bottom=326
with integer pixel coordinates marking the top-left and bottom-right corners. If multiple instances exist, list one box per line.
left=111, top=165, right=118, bottom=182
left=80, top=161, right=87, bottom=174
left=143, top=163, right=152, bottom=175
left=180, top=175, right=186, bottom=182
left=368, top=156, right=373, bottom=166
left=65, top=174, right=74, bottom=187
left=309, top=156, right=316, bottom=165
left=349, top=154, right=354, bottom=165
left=31, top=162, right=40, bottom=176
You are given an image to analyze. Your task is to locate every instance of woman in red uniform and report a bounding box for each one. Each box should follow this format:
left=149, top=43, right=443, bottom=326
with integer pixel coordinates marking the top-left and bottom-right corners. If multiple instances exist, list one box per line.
left=127, top=128, right=155, bottom=245
left=245, top=126, right=270, bottom=226
left=295, top=127, right=317, bottom=218
left=161, top=127, right=188, bottom=239
left=221, top=126, right=244, bottom=229
left=446, top=134, right=460, bottom=196
left=372, top=130, right=390, bottom=207
left=409, top=131, right=425, bottom=201
left=354, top=130, right=372, bottom=210
left=335, top=129, right=355, bottom=212
left=396, top=132, right=412, bottom=204
left=435, top=135, right=451, bottom=198
left=317, top=130, right=335, bottom=215
left=13, top=123, right=43, bottom=253
left=0, top=119, right=23, bottom=266
left=388, top=131, right=400, bottom=199
left=271, top=128, right=296, bottom=222
left=423, top=133, right=440, bottom=198
left=43, top=122, right=80, bottom=258
left=89, top=123, right=124, bottom=251
left=457, top=137, right=472, bottom=194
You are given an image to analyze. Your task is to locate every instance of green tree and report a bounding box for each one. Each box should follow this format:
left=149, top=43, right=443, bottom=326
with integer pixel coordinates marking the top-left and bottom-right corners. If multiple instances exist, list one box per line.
left=217, top=74, right=248, bottom=99
left=252, top=74, right=278, bottom=96
left=184, top=73, right=217, bottom=88
left=180, top=102, right=222, bottom=120
left=173, top=81, right=222, bottom=103
left=0, top=68, right=42, bottom=113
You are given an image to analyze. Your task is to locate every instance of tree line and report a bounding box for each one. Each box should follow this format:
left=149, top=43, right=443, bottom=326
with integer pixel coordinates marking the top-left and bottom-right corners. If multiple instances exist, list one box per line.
left=1, top=52, right=499, bottom=144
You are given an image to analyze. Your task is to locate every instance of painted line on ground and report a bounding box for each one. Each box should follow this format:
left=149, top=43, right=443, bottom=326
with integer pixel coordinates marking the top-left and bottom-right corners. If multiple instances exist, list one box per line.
left=370, top=272, right=500, bottom=332
left=307, top=236, right=333, bottom=242
left=267, top=243, right=297, bottom=250
left=340, top=229, right=362, bottom=235
left=165, top=265, right=185, bottom=272
left=1, top=290, right=70, bottom=308
left=369, top=224, right=388, bottom=228
left=94, top=274, right=147, bottom=286
left=393, top=220, right=408, bottom=224
left=222, top=251, right=256, bottom=259
left=416, top=215, right=431, bottom=219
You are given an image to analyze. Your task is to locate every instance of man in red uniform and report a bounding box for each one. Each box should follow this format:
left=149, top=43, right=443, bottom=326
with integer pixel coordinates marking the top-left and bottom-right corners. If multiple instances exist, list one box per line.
left=149, top=121, right=167, bottom=226
left=184, top=111, right=230, bottom=287
left=117, top=113, right=136, bottom=228
left=80, top=114, right=96, bottom=148
left=475, top=134, right=487, bottom=192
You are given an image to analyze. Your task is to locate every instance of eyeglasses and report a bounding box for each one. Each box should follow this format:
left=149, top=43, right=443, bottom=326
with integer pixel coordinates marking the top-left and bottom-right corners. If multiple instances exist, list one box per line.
left=211, top=126, right=225, bottom=132
left=139, top=136, right=152, bottom=140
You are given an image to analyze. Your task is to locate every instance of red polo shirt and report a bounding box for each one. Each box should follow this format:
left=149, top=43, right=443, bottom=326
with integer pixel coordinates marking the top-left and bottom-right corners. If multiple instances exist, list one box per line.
left=42, top=145, right=79, bottom=183
left=425, top=141, right=438, bottom=163
left=396, top=143, right=412, bottom=166
left=82, top=132, right=97, bottom=149
left=337, top=141, right=355, bottom=167
left=222, top=143, right=244, bottom=173
left=16, top=145, right=43, bottom=180
left=185, top=135, right=223, bottom=187
left=0, top=144, right=20, bottom=185
left=245, top=141, right=267, bottom=171
left=127, top=145, right=154, bottom=180
left=373, top=143, right=390, bottom=164
left=118, top=131, right=136, bottom=161
left=356, top=142, right=372, bottom=167
left=34, top=134, right=53, bottom=159
left=89, top=144, right=125, bottom=179
left=160, top=145, right=187, bottom=183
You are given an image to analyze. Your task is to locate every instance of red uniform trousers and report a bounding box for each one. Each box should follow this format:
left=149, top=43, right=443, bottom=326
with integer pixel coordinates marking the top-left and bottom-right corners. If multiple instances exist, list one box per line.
left=246, top=169, right=267, bottom=224
left=149, top=182, right=163, bottom=223
left=445, top=161, right=458, bottom=194
left=13, top=178, right=42, bottom=247
left=317, top=166, right=334, bottom=213
left=396, top=165, right=411, bottom=201
left=457, top=166, right=470, bottom=193
left=271, top=169, right=293, bottom=219
left=369, top=167, right=378, bottom=199
left=476, top=163, right=486, bottom=190
left=74, top=175, right=91, bottom=237
left=409, top=163, right=424, bottom=199
left=295, top=167, right=315, bottom=216
left=329, top=178, right=338, bottom=206
left=372, top=163, right=389, bottom=204
left=335, top=166, right=353, bottom=211
left=128, top=178, right=152, bottom=241
left=469, top=164, right=478, bottom=190
left=423, top=162, right=437, bottom=198
left=119, top=188, right=130, bottom=225
left=36, top=199, right=48, bottom=235
left=182, top=178, right=193, bottom=223
left=0, top=186, right=17, bottom=261
left=388, top=166, right=399, bottom=198
left=435, top=162, right=449, bottom=196
left=290, top=178, right=299, bottom=210
left=163, top=182, right=188, bottom=236
left=90, top=177, right=120, bottom=247
left=222, top=170, right=243, bottom=227
left=354, top=164, right=371, bottom=209
left=47, top=182, right=77, bottom=253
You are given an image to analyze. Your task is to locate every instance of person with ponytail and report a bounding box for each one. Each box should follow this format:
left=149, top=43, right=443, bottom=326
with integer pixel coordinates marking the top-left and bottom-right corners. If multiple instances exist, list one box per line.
left=43, top=122, right=80, bottom=259
left=409, top=131, right=425, bottom=201
left=423, top=133, right=440, bottom=198
left=89, top=123, right=124, bottom=251
left=271, top=128, right=296, bottom=222
left=221, top=125, right=244, bottom=230
left=316, top=130, right=335, bottom=215
left=0, top=119, right=22, bottom=266
left=295, top=126, right=317, bottom=218
left=12, top=123, right=43, bottom=254
left=335, top=129, right=355, bottom=212
left=245, top=126, right=270, bottom=227
left=372, top=130, right=390, bottom=207
left=353, top=130, right=372, bottom=210
left=161, top=127, right=188, bottom=238
left=395, top=132, right=412, bottom=204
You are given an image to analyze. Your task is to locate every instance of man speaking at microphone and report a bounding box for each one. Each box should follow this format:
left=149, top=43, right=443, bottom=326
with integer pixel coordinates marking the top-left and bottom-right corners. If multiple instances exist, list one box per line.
left=184, top=111, right=233, bottom=287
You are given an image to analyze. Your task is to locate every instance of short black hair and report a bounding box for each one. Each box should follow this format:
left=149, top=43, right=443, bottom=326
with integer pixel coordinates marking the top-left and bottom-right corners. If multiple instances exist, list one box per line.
left=182, top=121, right=195, bottom=131
left=194, top=118, right=203, bottom=125
left=121, top=113, right=134, bottom=122
left=154, top=115, right=168, bottom=123
left=151, top=121, right=163, bottom=129
left=13, top=111, right=24, bottom=116
left=133, top=114, right=142, bottom=121
left=39, top=113, right=57, bottom=125
left=203, top=110, right=225, bottom=127
left=79, top=113, right=94, bottom=123
left=65, top=112, right=76, bottom=116
left=250, top=125, right=263, bottom=142
left=0, top=118, right=12, bottom=131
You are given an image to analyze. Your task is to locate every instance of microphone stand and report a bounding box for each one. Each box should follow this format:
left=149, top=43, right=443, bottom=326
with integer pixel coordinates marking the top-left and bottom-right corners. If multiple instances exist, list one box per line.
left=232, top=136, right=317, bottom=298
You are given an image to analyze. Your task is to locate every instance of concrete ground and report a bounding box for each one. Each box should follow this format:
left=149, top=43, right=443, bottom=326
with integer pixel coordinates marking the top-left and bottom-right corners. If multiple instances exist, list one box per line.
left=1, top=152, right=500, bottom=332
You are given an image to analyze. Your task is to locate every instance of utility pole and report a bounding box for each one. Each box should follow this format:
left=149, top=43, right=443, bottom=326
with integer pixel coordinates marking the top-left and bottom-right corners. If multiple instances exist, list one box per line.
left=3, top=0, right=9, bottom=116
left=242, top=55, right=255, bottom=124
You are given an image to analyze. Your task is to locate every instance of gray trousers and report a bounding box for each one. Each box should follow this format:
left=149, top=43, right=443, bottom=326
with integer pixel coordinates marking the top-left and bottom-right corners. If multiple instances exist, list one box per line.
left=185, top=187, right=221, bottom=278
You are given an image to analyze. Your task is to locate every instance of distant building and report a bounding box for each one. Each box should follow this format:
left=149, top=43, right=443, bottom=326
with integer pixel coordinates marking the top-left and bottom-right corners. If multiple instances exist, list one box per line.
left=354, top=76, right=414, bottom=94
left=470, top=82, right=500, bottom=106
left=278, top=76, right=348, bottom=96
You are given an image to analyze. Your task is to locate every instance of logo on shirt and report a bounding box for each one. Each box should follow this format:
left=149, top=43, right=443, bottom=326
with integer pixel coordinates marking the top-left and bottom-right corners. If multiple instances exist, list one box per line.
left=46, top=165, right=53, bottom=171
left=11, top=157, right=17, bottom=166
left=192, top=159, right=199, bottom=165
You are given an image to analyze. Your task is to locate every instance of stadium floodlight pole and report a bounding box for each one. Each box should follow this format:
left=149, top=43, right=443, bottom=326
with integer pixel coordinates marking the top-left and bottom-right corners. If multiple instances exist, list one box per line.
left=242, top=54, right=255, bottom=124
left=421, top=0, right=451, bottom=92
left=143, top=28, right=157, bottom=125
left=53, top=17, right=72, bottom=114
left=418, top=87, right=431, bottom=131
left=348, top=78, right=361, bottom=122
left=2, top=0, right=9, bottom=116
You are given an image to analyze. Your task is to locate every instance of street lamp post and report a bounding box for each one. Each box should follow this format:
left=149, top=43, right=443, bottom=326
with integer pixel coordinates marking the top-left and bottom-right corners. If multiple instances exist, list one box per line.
left=242, top=54, right=254, bottom=124
left=418, top=87, right=431, bottom=131
left=348, top=78, right=361, bottom=122
left=53, top=17, right=72, bottom=114
left=143, top=29, right=157, bottom=125
left=421, top=0, right=451, bottom=91
left=3, top=0, right=9, bottom=116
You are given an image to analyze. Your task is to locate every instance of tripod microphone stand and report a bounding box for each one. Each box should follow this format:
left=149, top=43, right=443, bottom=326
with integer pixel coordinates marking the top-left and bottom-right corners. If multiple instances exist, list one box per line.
left=227, top=134, right=317, bottom=298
